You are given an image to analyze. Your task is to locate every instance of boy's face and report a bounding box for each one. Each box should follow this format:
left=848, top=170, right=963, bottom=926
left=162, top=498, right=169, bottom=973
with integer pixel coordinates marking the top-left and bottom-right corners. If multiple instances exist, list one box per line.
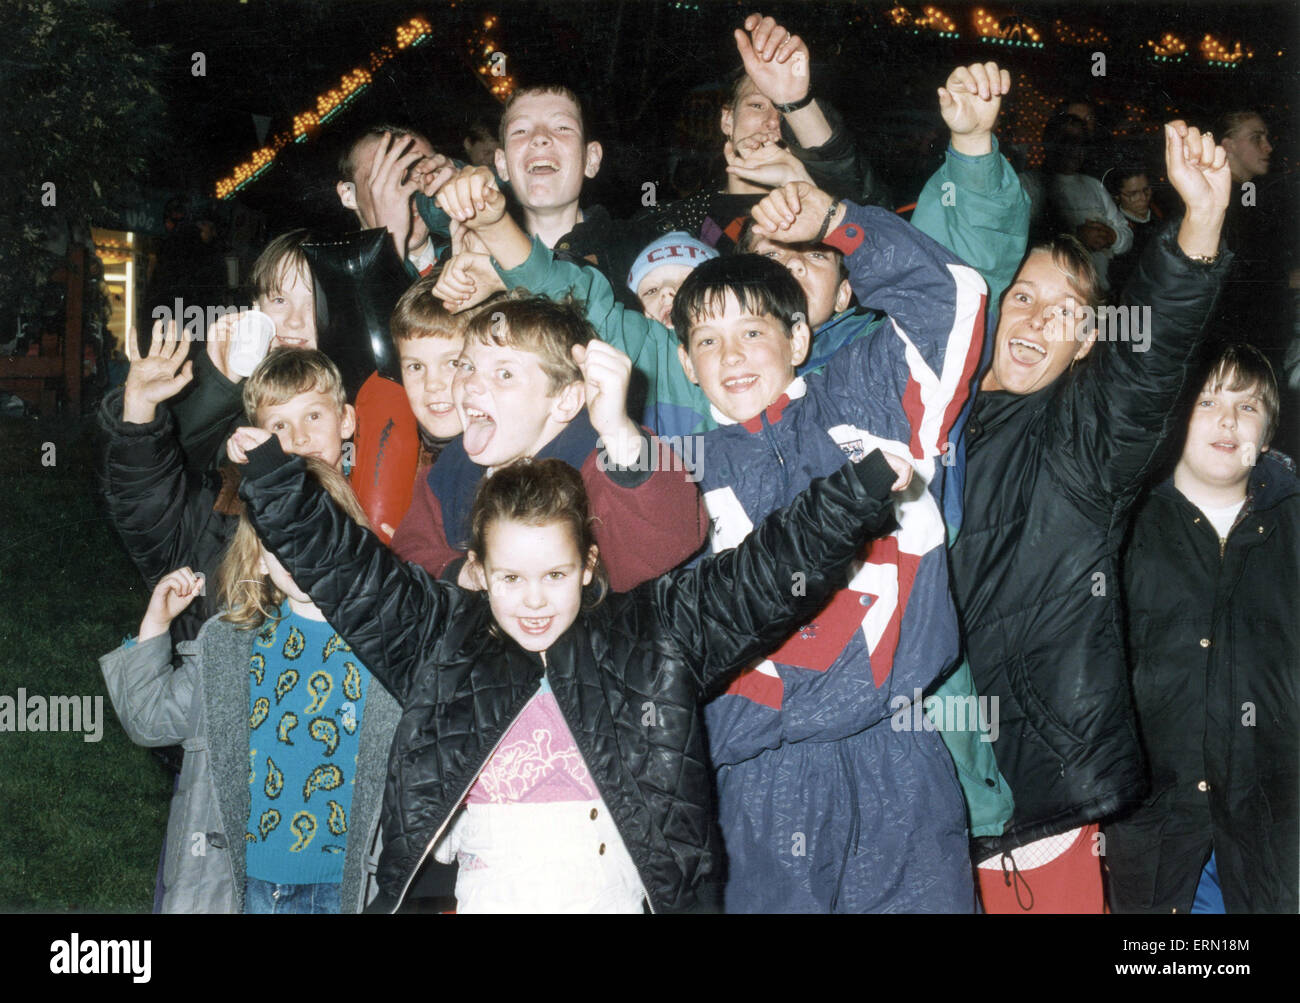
left=1176, top=377, right=1271, bottom=494
left=636, top=264, right=694, bottom=328
left=677, top=290, right=810, bottom=424
left=453, top=337, right=582, bottom=468
left=338, top=133, right=434, bottom=249
left=1222, top=116, right=1272, bottom=180
left=471, top=518, right=595, bottom=654
left=494, top=92, right=602, bottom=213
left=256, top=390, right=356, bottom=470
left=983, top=249, right=1094, bottom=396
left=721, top=77, right=781, bottom=151
left=257, top=260, right=317, bottom=350
left=399, top=335, right=465, bottom=439
left=464, top=132, right=501, bottom=168
left=749, top=235, right=851, bottom=329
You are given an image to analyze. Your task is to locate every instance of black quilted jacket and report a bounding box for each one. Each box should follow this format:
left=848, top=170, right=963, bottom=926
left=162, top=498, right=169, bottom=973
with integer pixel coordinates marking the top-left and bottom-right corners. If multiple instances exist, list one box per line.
left=951, top=222, right=1232, bottom=857
left=238, top=439, right=898, bottom=913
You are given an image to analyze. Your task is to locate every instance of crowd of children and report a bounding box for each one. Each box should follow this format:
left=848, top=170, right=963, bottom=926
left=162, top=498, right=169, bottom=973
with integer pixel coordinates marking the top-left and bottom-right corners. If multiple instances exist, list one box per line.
left=95, top=11, right=1296, bottom=915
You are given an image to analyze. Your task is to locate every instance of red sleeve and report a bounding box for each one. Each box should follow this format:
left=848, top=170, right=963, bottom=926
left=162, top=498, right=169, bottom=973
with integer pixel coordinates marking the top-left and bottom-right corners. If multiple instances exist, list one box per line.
left=391, top=469, right=463, bottom=578
left=581, top=437, right=708, bottom=592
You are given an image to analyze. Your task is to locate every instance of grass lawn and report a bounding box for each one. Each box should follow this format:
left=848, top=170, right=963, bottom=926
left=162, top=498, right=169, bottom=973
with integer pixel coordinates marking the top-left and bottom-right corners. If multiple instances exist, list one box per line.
left=0, top=412, right=171, bottom=911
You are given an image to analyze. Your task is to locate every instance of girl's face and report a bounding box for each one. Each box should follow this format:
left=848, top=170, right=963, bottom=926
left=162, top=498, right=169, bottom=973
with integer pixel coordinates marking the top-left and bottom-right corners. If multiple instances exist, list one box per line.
left=258, top=546, right=310, bottom=606
left=471, top=518, right=595, bottom=654
left=1116, top=174, right=1151, bottom=217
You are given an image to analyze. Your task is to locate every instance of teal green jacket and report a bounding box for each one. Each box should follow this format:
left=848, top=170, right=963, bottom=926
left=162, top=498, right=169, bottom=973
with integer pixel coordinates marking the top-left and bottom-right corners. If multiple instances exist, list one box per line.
left=913, top=138, right=1028, bottom=837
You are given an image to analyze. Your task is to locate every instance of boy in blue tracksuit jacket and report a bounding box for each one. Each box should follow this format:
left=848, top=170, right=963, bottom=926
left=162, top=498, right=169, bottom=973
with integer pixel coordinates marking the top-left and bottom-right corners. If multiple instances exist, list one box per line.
left=674, top=192, right=986, bottom=912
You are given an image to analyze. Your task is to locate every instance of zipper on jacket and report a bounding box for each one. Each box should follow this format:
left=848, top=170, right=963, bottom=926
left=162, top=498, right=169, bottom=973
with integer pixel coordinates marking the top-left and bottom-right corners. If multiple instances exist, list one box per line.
left=389, top=684, right=540, bottom=913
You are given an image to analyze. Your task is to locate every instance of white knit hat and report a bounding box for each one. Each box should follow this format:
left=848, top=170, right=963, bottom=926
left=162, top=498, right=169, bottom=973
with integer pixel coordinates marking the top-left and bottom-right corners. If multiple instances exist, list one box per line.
left=627, top=231, right=718, bottom=294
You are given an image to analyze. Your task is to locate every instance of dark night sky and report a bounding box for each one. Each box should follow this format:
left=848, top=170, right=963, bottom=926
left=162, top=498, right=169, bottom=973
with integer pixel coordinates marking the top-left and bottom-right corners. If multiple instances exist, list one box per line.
left=96, top=0, right=1298, bottom=232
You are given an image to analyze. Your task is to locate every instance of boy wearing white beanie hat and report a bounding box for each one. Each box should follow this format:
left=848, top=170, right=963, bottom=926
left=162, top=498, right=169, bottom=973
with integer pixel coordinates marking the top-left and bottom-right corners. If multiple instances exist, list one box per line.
left=626, top=232, right=719, bottom=328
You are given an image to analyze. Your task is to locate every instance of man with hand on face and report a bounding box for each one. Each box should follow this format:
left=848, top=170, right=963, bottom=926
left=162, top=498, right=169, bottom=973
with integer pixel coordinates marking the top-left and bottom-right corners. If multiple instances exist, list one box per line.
left=337, top=124, right=456, bottom=277
left=640, top=12, right=883, bottom=255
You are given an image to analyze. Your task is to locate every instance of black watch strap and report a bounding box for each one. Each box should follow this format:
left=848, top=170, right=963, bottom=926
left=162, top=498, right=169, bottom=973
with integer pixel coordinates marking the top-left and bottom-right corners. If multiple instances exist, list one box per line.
left=774, top=92, right=815, bottom=114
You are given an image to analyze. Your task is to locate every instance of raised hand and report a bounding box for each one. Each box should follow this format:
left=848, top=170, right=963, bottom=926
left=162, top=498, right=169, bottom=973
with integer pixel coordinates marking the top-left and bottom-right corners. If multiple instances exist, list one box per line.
left=735, top=13, right=811, bottom=107
left=750, top=181, right=844, bottom=243
left=436, top=165, right=507, bottom=230
left=361, top=132, right=430, bottom=258
left=938, top=61, right=1010, bottom=156
left=122, top=319, right=194, bottom=424
left=573, top=340, right=640, bottom=467
left=226, top=425, right=273, bottom=465
left=1165, top=120, right=1231, bottom=260
left=203, top=310, right=244, bottom=384
left=724, top=137, right=813, bottom=189
left=138, top=566, right=204, bottom=641
left=431, top=251, right=504, bottom=312
left=413, top=151, right=456, bottom=199
left=1166, top=120, right=1231, bottom=220
left=449, top=217, right=491, bottom=256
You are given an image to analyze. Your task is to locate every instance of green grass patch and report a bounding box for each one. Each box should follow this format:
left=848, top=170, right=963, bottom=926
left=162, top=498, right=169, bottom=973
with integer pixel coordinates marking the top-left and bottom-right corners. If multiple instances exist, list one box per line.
left=0, top=414, right=171, bottom=911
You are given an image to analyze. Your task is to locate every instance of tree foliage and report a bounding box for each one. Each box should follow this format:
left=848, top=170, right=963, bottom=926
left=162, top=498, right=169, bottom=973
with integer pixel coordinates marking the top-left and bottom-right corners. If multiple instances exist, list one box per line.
left=0, top=0, right=166, bottom=319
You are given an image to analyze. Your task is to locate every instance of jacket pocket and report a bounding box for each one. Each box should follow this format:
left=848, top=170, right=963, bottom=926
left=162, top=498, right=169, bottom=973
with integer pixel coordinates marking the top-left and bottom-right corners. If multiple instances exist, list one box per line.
left=1005, top=652, right=1089, bottom=764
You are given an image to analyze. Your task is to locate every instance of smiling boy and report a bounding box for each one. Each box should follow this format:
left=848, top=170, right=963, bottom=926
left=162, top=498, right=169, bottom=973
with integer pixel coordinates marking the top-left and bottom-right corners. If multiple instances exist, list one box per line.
left=415, top=85, right=657, bottom=310
left=670, top=183, right=986, bottom=912
left=1108, top=343, right=1299, bottom=914
left=390, top=293, right=707, bottom=592
left=100, top=331, right=357, bottom=642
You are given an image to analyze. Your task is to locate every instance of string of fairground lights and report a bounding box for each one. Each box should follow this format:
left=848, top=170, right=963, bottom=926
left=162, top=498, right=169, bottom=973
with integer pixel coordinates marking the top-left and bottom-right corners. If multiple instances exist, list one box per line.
left=216, top=11, right=517, bottom=200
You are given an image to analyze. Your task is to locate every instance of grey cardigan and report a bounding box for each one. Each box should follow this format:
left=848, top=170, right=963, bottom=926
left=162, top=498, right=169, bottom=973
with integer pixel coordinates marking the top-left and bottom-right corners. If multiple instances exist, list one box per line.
left=100, top=613, right=401, bottom=913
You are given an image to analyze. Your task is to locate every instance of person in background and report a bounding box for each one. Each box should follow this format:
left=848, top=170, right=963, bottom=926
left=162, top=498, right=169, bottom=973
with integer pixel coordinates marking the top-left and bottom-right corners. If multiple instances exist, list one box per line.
left=1211, top=109, right=1298, bottom=454
left=1103, top=165, right=1163, bottom=294
left=1037, top=111, right=1132, bottom=293
left=336, top=123, right=454, bottom=277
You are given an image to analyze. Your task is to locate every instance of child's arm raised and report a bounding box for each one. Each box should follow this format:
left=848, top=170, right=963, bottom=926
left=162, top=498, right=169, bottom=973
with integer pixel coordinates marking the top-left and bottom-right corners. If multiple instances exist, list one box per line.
left=574, top=340, right=710, bottom=588
left=652, top=449, right=909, bottom=692
left=99, top=321, right=223, bottom=601
left=735, top=13, right=876, bottom=202
left=231, top=430, right=459, bottom=706
left=754, top=183, right=987, bottom=462
left=436, top=165, right=532, bottom=271
left=99, top=568, right=204, bottom=747
left=912, top=61, right=1029, bottom=314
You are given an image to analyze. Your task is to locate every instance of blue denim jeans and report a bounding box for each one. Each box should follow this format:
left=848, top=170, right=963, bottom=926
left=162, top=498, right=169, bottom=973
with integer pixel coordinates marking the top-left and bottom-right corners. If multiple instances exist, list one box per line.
left=1190, top=852, right=1226, bottom=914
left=245, top=876, right=341, bottom=914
